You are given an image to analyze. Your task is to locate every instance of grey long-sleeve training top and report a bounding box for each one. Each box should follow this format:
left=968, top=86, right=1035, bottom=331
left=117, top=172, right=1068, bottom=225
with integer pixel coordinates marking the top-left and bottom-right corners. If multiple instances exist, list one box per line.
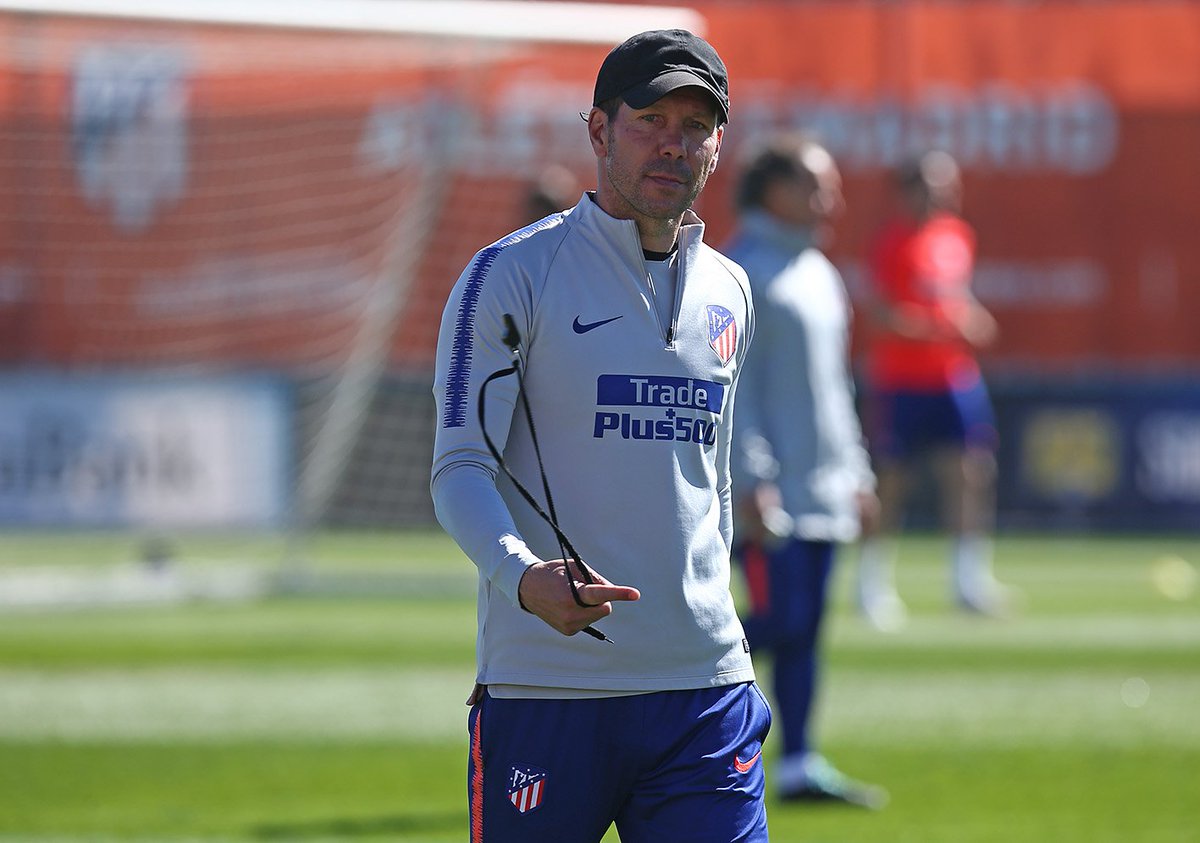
left=724, top=211, right=875, bottom=544
left=431, top=193, right=756, bottom=695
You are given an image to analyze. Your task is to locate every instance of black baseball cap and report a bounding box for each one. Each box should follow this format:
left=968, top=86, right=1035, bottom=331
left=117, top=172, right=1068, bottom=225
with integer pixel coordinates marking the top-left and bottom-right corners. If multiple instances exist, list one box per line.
left=593, top=29, right=729, bottom=125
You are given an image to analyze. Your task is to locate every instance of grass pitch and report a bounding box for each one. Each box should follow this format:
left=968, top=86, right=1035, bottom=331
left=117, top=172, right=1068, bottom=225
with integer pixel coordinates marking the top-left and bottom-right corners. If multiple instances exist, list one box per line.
left=0, top=530, right=1197, bottom=842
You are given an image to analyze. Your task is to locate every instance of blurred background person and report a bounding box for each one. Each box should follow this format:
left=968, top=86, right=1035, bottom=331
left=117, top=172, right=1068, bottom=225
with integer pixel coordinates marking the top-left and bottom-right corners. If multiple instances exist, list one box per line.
left=725, top=133, right=887, bottom=809
left=856, top=150, right=1013, bottom=631
left=520, top=163, right=580, bottom=225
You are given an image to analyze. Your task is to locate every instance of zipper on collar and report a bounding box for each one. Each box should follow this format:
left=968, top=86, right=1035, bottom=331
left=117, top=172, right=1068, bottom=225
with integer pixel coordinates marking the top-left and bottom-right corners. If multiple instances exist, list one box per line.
left=641, top=253, right=679, bottom=351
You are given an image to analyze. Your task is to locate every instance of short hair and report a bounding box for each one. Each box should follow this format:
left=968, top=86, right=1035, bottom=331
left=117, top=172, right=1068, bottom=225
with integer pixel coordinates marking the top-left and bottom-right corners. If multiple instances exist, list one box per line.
left=735, top=132, right=827, bottom=211
left=522, top=164, right=579, bottom=223
left=597, top=96, right=622, bottom=121
left=895, top=149, right=959, bottom=192
left=593, top=92, right=722, bottom=126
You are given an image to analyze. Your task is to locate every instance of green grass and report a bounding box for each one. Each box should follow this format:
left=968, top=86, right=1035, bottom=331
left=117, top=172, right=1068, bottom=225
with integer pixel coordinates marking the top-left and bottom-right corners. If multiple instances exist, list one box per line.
left=0, top=530, right=1198, bottom=841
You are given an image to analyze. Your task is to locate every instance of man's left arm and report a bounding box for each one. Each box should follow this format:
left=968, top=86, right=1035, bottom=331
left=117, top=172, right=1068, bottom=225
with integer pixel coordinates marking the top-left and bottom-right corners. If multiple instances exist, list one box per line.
left=719, top=273, right=757, bottom=550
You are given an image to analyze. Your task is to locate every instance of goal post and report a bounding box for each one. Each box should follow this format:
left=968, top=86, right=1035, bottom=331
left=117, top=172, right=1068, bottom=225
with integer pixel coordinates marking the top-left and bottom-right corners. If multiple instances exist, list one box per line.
left=0, top=0, right=704, bottom=43
left=0, top=0, right=704, bottom=583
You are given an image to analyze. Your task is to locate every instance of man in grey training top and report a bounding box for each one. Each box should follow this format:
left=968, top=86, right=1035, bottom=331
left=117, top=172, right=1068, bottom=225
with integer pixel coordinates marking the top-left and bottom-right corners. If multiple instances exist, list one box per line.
left=725, top=133, right=887, bottom=809
left=431, top=29, right=770, bottom=843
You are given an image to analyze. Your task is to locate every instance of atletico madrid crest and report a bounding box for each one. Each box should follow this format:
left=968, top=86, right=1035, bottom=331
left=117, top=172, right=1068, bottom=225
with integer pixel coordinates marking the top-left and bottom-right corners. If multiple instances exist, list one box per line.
left=707, top=304, right=737, bottom=365
left=507, top=764, right=547, bottom=814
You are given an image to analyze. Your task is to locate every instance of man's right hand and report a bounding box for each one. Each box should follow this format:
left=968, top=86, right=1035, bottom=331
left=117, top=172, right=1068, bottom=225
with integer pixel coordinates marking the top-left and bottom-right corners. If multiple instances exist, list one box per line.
left=738, top=483, right=793, bottom=549
left=518, top=560, right=640, bottom=636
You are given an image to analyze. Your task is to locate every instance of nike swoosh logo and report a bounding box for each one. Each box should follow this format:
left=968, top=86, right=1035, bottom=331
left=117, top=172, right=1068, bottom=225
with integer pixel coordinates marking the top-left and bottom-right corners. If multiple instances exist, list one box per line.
left=572, top=315, right=623, bottom=334
left=733, top=751, right=762, bottom=774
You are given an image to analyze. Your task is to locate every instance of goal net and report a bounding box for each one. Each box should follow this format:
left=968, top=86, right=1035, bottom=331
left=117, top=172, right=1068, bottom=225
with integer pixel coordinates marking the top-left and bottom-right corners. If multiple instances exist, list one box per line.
left=0, top=0, right=702, bottom=597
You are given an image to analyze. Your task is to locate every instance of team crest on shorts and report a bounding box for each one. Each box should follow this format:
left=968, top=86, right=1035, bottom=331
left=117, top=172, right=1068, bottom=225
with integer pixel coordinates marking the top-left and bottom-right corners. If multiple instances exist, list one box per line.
left=507, top=764, right=547, bottom=814
left=707, top=304, right=738, bottom=365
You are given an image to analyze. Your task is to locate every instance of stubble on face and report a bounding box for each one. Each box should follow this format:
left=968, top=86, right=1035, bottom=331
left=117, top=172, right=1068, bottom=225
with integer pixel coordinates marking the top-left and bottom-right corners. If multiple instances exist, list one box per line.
left=604, top=126, right=710, bottom=222
left=596, top=89, right=721, bottom=236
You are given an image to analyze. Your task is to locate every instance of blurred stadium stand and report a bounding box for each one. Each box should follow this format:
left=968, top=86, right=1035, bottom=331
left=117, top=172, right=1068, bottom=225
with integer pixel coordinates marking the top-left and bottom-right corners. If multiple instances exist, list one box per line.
left=1, top=0, right=1197, bottom=546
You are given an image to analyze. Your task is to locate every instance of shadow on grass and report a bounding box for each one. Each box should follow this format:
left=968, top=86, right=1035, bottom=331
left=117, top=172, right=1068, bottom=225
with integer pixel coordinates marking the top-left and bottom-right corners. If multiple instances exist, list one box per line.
left=252, top=810, right=462, bottom=839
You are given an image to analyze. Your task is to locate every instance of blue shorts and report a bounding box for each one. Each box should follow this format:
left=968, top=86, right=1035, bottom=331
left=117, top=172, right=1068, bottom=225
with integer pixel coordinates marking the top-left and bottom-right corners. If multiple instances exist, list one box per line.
left=870, top=379, right=997, bottom=461
left=467, top=682, right=771, bottom=843
left=736, top=538, right=834, bottom=758
left=738, top=538, right=835, bottom=649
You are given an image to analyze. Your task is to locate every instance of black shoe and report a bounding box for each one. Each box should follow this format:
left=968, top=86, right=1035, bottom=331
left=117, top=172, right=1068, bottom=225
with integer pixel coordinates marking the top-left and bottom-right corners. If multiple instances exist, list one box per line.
left=779, top=757, right=889, bottom=810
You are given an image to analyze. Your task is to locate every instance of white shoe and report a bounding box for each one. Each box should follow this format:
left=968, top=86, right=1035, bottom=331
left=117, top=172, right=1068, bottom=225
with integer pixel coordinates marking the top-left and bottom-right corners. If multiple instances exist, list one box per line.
left=777, top=754, right=889, bottom=810
left=860, top=590, right=908, bottom=633
left=955, top=579, right=1021, bottom=618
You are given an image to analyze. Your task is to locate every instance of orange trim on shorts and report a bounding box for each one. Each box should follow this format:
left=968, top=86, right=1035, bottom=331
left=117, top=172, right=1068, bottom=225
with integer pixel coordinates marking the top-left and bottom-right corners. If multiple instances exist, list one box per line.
left=743, top=541, right=771, bottom=615
left=470, top=704, right=485, bottom=843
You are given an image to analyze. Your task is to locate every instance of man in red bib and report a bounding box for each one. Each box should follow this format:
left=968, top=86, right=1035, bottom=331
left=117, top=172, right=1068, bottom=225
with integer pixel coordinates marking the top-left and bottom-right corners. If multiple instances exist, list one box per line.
left=857, top=150, right=1015, bottom=630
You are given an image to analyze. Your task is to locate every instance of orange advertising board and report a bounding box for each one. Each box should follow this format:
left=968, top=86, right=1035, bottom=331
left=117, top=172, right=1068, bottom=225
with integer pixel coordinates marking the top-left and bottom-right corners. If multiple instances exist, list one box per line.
left=0, top=1, right=1197, bottom=373
left=695, top=0, right=1200, bottom=370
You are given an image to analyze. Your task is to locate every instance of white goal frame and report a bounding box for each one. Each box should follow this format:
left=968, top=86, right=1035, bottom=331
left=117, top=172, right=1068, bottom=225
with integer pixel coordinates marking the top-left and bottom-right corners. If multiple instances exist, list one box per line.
left=0, top=0, right=705, bottom=43
left=0, top=0, right=706, bottom=603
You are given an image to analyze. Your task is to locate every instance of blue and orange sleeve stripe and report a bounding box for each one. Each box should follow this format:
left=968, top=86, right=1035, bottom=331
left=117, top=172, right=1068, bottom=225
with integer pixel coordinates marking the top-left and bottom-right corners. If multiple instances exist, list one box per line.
left=469, top=701, right=485, bottom=843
